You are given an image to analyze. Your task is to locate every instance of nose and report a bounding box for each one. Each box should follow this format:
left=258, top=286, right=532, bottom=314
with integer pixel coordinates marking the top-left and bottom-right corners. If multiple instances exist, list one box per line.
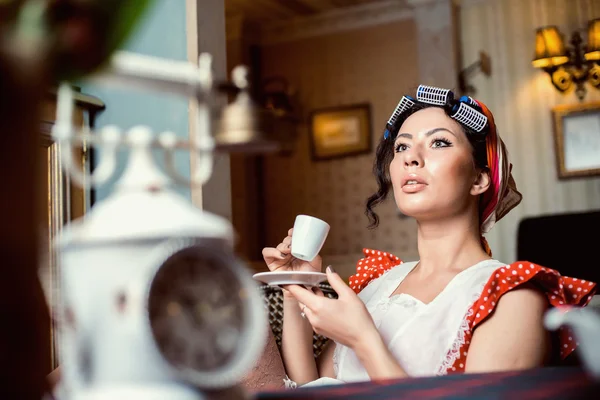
left=404, top=148, right=423, bottom=168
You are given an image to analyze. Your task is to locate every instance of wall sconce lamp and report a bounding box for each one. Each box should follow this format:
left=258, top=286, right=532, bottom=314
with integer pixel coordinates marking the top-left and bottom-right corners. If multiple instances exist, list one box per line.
left=532, top=19, right=600, bottom=101
left=458, top=51, right=492, bottom=95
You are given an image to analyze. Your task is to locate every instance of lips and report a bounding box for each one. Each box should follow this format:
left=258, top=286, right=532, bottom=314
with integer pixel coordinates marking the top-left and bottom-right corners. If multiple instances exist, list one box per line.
left=400, top=174, right=427, bottom=194
left=401, top=174, right=427, bottom=187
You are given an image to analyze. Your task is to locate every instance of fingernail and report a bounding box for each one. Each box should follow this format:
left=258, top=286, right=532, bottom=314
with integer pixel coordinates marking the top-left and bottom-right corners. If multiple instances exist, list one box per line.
left=326, top=265, right=335, bottom=274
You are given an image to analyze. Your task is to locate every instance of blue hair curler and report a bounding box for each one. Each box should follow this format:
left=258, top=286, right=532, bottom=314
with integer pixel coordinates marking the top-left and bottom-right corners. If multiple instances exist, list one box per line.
left=450, top=101, right=488, bottom=133
left=458, top=95, right=478, bottom=107
left=384, top=96, right=415, bottom=139
left=416, top=85, right=454, bottom=106
left=383, top=87, right=489, bottom=140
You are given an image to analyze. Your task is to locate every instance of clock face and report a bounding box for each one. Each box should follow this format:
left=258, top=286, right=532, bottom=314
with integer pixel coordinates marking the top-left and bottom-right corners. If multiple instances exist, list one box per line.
left=147, top=245, right=247, bottom=378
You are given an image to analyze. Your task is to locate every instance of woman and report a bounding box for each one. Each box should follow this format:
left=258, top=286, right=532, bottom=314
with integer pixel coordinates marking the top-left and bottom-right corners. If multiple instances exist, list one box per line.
left=261, top=85, right=597, bottom=387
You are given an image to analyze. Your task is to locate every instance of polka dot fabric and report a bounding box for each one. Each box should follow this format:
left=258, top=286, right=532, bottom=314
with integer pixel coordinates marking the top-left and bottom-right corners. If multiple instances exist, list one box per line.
left=441, top=261, right=597, bottom=374
left=350, top=251, right=598, bottom=374
left=349, top=248, right=402, bottom=293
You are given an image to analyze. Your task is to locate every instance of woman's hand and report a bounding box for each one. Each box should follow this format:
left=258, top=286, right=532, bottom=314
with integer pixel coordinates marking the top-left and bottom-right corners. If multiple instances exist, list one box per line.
left=287, top=267, right=408, bottom=381
left=286, top=266, right=378, bottom=350
left=262, top=228, right=322, bottom=273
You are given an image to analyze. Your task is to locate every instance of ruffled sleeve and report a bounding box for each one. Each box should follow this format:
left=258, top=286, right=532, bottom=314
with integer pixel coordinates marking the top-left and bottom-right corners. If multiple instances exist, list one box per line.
left=443, top=261, right=597, bottom=374
left=348, top=248, right=402, bottom=294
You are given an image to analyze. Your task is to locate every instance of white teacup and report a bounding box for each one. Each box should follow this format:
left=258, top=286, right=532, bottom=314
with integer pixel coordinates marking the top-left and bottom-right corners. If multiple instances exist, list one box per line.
left=291, top=215, right=330, bottom=261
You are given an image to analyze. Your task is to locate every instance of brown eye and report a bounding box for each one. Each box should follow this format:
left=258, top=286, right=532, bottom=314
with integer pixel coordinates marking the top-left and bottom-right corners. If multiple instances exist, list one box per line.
left=431, top=139, right=452, bottom=148
left=395, top=143, right=408, bottom=153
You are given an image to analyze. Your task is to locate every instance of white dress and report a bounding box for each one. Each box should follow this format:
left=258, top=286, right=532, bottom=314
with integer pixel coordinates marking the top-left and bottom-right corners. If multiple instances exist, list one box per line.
left=301, top=258, right=506, bottom=387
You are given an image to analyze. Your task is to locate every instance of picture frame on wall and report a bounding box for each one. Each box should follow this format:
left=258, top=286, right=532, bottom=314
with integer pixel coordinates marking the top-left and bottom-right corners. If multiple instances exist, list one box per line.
left=552, top=101, right=600, bottom=179
left=309, top=103, right=372, bottom=161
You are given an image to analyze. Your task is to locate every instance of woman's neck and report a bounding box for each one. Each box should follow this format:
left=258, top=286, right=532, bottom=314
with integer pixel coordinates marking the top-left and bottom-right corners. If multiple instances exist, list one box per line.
left=415, top=212, right=490, bottom=275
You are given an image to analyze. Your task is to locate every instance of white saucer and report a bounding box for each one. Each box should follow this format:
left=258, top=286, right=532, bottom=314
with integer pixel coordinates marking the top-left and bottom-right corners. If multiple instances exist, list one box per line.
left=253, top=271, right=328, bottom=288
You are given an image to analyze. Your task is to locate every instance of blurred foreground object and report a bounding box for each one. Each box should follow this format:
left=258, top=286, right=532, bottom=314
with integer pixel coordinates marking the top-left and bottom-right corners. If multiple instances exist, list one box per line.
left=1, top=0, right=280, bottom=397
left=0, top=0, right=155, bottom=81
left=545, top=305, right=600, bottom=379
left=51, top=47, right=281, bottom=399
left=0, top=27, right=53, bottom=400
left=0, top=1, right=175, bottom=398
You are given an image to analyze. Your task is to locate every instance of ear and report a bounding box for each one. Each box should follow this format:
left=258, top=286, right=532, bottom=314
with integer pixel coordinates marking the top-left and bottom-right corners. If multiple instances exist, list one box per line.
left=471, top=167, right=491, bottom=196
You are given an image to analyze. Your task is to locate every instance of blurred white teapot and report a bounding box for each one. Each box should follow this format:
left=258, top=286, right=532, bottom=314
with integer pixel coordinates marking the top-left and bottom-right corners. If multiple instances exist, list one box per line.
left=545, top=298, right=600, bottom=379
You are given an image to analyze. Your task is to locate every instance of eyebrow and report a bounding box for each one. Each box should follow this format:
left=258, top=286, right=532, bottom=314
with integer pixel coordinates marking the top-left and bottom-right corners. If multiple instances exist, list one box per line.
left=395, top=127, right=458, bottom=142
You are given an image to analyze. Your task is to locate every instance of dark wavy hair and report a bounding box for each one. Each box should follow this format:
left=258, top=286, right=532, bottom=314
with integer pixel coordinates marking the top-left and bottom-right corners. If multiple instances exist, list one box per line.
left=365, top=103, right=489, bottom=229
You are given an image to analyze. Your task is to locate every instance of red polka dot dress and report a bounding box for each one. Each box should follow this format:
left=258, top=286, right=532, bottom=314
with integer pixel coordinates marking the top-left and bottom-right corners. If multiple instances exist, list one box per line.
left=347, top=248, right=597, bottom=375
left=350, top=249, right=403, bottom=292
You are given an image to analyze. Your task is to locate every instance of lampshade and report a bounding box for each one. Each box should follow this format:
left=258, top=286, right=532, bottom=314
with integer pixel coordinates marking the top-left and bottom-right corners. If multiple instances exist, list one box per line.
left=532, top=26, right=569, bottom=68
left=585, top=18, right=600, bottom=61
left=215, top=91, right=280, bottom=154
left=589, top=64, right=600, bottom=89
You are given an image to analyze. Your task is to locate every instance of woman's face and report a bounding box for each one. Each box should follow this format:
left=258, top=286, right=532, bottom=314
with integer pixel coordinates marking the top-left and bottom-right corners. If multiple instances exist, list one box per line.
left=389, top=107, right=488, bottom=222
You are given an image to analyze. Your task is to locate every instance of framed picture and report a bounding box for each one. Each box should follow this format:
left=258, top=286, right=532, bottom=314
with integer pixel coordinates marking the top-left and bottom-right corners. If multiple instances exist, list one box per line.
left=309, top=103, right=372, bottom=161
left=552, top=101, right=600, bottom=179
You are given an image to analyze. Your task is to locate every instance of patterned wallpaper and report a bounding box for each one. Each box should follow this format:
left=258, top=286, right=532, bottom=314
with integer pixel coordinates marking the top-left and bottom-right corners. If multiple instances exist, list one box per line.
left=258, top=20, right=420, bottom=277
left=250, top=0, right=600, bottom=278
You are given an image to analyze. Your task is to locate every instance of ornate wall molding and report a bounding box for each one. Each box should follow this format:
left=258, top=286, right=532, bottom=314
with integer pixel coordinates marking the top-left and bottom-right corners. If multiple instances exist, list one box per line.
left=409, top=0, right=492, bottom=8
left=454, top=0, right=493, bottom=7
left=407, top=0, right=447, bottom=5
left=260, top=0, right=414, bottom=46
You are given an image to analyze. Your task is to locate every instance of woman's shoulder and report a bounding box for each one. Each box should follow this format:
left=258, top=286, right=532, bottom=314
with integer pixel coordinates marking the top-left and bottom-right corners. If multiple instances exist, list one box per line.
left=469, top=261, right=597, bottom=360
left=466, top=260, right=596, bottom=323
left=439, top=262, right=598, bottom=373
left=480, top=261, right=596, bottom=307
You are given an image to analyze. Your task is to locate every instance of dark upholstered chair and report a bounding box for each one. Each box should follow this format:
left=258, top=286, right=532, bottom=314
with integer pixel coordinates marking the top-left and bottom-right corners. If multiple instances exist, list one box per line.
left=517, top=210, right=600, bottom=368
left=517, top=210, right=600, bottom=284
left=260, top=283, right=338, bottom=359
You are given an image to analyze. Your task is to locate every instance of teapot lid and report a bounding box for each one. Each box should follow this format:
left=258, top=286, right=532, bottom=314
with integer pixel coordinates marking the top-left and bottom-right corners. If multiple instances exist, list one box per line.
left=57, top=126, right=233, bottom=248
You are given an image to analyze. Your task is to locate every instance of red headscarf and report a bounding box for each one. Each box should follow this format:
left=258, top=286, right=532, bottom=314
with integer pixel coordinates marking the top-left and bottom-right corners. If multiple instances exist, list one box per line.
left=476, top=100, right=522, bottom=236
left=473, top=99, right=522, bottom=255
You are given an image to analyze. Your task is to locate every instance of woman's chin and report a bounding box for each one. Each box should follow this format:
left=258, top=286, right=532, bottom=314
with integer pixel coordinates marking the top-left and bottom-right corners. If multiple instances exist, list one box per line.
left=396, top=202, right=452, bottom=221
left=395, top=198, right=433, bottom=219
left=396, top=206, right=426, bottom=220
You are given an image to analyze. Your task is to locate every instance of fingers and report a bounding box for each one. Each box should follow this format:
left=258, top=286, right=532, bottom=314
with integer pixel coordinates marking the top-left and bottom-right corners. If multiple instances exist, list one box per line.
left=282, top=235, right=292, bottom=246
left=325, top=266, right=352, bottom=297
left=286, top=284, right=322, bottom=310
left=312, top=287, right=325, bottom=298
left=262, top=247, right=286, bottom=261
left=276, top=242, right=291, bottom=255
left=301, top=304, right=314, bottom=323
left=262, top=248, right=289, bottom=271
left=275, top=231, right=293, bottom=254
left=262, top=228, right=294, bottom=269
